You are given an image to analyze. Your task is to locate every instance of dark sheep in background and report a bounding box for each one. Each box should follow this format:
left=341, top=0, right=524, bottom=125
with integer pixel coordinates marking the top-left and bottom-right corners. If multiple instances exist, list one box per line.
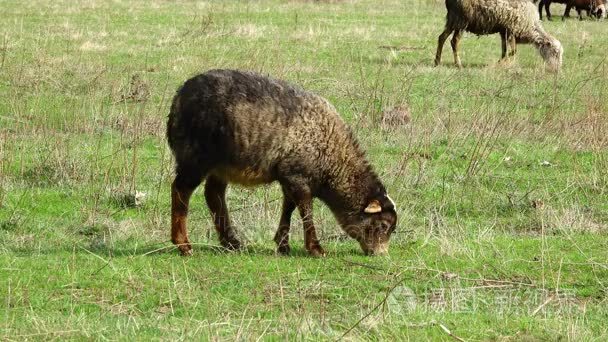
left=537, top=0, right=606, bottom=20
left=537, top=0, right=570, bottom=20
left=563, top=0, right=606, bottom=20
left=435, top=0, right=563, bottom=71
left=167, top=69, right=398, bottom=257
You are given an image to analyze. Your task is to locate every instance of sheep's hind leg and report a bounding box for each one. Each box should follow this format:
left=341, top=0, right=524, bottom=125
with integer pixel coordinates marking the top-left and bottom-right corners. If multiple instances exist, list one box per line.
left=508, top=34, right=517, bottom=57
left=435, top=27, right=453, bottom=66
left=273, top=194, right=296, bottom=255
left=171, top=166, right=204, bottom=256
left=204, top=175, right=241, bottom=251
left=451, top=29, right=463, bottom=68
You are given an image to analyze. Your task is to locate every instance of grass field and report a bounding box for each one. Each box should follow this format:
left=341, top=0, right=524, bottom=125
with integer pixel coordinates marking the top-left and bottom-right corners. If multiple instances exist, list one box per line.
left=1, top=0, right=607, bottom=340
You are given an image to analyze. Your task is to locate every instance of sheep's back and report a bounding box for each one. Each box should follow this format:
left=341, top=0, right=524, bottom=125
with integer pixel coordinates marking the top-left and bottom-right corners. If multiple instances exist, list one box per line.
left=167, top=69, right=348, bottom=184
left=451, top=0, right=539, bottom=36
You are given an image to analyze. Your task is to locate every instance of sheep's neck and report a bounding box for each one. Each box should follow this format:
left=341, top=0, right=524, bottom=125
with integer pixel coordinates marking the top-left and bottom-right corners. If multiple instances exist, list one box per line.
left=319, top=136, right=382, bottom=218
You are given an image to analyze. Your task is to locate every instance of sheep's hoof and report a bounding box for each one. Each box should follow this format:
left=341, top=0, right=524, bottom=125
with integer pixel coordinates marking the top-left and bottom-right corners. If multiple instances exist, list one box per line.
left=178, top=244, right=193, bottom=256
left=498, top=58, right=511, bottom=66
left=220, top=237, right=242, bottom=251
left=308, top=246, right=326, bottom=258
left=277, top=244, right=291, bottom=256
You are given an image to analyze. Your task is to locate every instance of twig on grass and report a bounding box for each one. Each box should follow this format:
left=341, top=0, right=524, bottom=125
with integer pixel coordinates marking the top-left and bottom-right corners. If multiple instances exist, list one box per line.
left=340, top=283, right=468, bottom=342
left=401, top=265, right=536, bottom=287
left=139, top=244, right=178, bottom=256
left=79, top=246, right=116, bottom=272
left=530, top=294, right=554, bottom=316
left=402, top=320, right=466, bottom=341
left=437, top=322, right=467, bottom=342
left=337, top=272, right=405, bottom=340
left=10, top=330, right=81, bottom=339
left=138, top=242, right=242, bottom=257
left=341, top=259, right=386, bottom=271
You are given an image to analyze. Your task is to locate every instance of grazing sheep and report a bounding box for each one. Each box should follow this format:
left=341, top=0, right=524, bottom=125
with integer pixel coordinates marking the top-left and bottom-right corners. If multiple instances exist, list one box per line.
left=167, top=69, right=397, bottom=257
left=435, top=0, right=564, bottom=71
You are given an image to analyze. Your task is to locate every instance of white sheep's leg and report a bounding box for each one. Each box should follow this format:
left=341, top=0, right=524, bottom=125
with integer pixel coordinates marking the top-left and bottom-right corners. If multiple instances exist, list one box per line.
left=435, top=27, right=453, bottom=66
left=500, top=31, right=508, bottom=60
left=508, top=35, right=517, bottom=57
left=450, top=29, right=463, bottom=68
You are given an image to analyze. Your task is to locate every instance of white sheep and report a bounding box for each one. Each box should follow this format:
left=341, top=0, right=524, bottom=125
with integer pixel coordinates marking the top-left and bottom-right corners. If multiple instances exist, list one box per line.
left=435, top=0, right=563, bottom=71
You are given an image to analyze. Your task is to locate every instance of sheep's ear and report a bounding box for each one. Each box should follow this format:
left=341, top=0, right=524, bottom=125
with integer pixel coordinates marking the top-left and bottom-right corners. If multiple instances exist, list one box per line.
left=364, top=200, right=382, bottom=214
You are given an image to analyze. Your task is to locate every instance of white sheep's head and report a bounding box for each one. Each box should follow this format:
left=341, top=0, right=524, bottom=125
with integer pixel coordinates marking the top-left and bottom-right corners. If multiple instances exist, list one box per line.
left=539, top=38, right=563, bottom=72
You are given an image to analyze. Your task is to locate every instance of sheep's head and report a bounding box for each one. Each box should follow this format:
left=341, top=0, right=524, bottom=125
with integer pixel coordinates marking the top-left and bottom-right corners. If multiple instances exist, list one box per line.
left=341, top=195, right=397, bottom=256
left=539, top=38, right=563, bottom=72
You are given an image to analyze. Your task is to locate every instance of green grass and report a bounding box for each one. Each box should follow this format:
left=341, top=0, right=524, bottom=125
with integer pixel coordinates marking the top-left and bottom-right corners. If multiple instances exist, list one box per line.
left=1, top=0, right=607, bottom=340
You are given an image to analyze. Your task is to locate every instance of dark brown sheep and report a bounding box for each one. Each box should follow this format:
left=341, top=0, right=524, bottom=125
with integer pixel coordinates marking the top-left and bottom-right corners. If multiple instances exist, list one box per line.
left=564, top=0, right=606, bottom=19
left=167, top=69, right=397, bottom=257
left=538, top=0, right=606, bottom=20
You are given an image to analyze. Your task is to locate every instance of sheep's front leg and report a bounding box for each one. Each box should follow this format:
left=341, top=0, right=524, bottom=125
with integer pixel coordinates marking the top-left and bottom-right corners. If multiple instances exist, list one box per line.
left=435, top=27, right=453, bottom=66
left=298, top=196, right=325, bottom=257
left=282, top=180, right=325, bottom=257
left=204, top=175, right=241, bottom=250
left=273, top=195, right=296, bottom=255
left=451, top=29, right=463, bottom=68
